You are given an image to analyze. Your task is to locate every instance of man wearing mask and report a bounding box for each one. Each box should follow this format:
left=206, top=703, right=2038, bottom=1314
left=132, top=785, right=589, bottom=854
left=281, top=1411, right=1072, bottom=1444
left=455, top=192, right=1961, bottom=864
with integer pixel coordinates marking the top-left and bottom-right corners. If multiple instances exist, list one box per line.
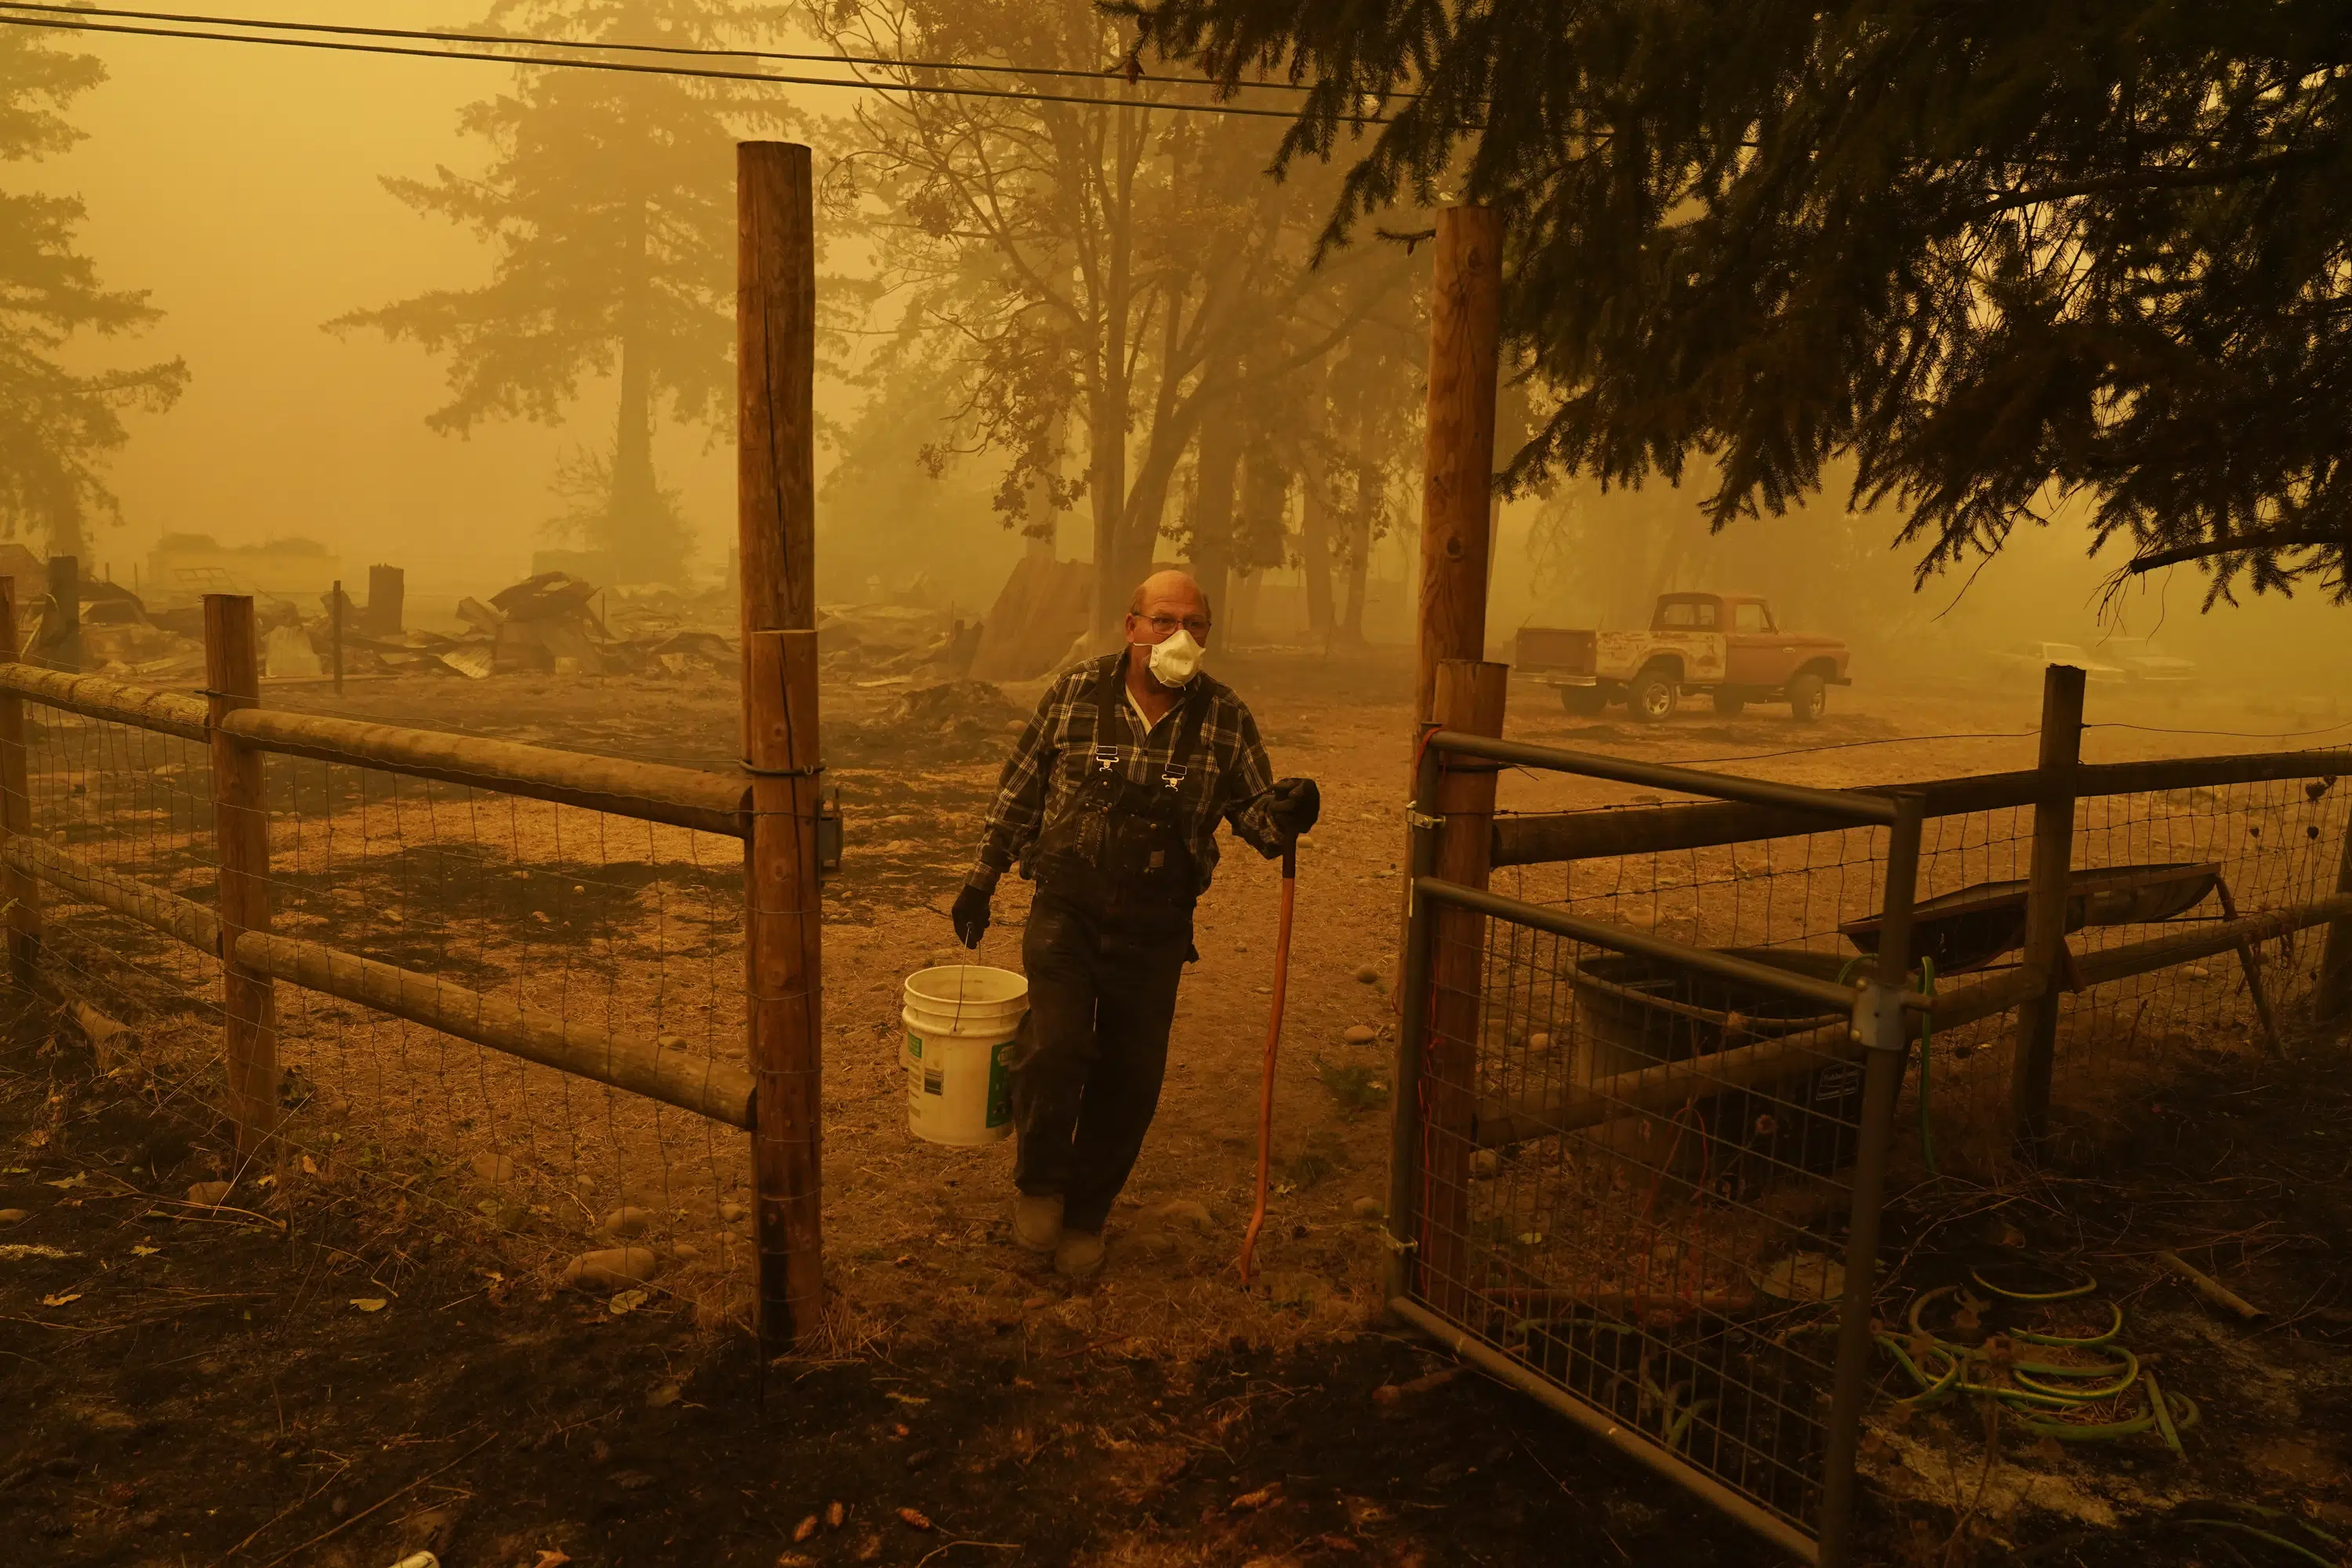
left=950, top=569, right=1319, bottom=1279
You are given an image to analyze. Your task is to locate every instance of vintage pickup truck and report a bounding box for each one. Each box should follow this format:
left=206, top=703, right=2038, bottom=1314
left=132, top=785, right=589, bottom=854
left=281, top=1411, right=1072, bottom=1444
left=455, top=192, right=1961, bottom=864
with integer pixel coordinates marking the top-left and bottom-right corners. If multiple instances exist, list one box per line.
left=1514, top=593, right=1853, bottom=722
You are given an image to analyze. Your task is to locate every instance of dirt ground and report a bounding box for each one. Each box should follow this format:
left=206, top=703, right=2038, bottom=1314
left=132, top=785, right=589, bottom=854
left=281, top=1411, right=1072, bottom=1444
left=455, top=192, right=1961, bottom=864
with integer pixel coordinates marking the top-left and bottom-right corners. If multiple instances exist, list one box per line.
left=5, top=648, right=2350, bottom=1566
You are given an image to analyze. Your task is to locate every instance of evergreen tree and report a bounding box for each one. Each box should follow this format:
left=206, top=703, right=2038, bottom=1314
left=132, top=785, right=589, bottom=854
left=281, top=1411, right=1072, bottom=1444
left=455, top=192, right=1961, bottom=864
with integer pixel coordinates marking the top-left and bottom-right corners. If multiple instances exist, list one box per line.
left=0, top=31, right=187, bottom=557
left=1127, top=1, right=2352, bottom=604
left=332, top=0, right=796, bottom=583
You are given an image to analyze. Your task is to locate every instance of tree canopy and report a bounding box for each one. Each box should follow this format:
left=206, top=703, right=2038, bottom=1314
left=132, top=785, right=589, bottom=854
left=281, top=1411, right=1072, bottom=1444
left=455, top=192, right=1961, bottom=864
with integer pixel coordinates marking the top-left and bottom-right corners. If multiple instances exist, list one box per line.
left=0, top=30, right=187, bottom=557
left=332, top=0, right=796, bottom=582
left=818, top=0, right=1410, bottom=637
left=1124, top=0, right=2352, bottom=604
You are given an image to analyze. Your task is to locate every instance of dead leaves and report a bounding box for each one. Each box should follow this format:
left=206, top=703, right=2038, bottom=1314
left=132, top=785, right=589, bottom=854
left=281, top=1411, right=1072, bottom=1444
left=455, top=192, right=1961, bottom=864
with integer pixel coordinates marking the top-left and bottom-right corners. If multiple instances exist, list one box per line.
left=39, top=1291, right=81, bottom=1308
left=895, top=1507, right=933, bottom=1531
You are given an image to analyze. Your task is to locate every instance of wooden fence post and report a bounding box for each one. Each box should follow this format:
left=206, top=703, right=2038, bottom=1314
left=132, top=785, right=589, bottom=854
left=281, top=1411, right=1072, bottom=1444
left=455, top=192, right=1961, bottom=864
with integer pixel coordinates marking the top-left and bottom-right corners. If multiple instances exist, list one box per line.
left=1417, top=659, right=1508, bottom=1323
left=740, top=140, right=825, bottom=1348
left=2320, top=824, right=2352, bottom=1022
left=0, top=581, right=42, bottom=990
left=1400, top=207, right=1504, bottom=1005
left=1411, top=208, right=1504, bottom=728
left=330, top=579, right=345, bottom=696
left=2009, top=662, right=2085, bottom=1152
left=205, top=594, right=278, bottom=1161
left=45, top=554, right=80, bottom=674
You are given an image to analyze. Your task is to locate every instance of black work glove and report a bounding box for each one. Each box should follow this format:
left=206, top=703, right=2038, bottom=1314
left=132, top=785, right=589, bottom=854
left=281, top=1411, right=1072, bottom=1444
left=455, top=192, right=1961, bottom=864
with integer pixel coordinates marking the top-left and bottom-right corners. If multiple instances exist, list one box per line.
left=950, top=885, right=992, bottom=949
left=1267, top=777, right=1321, bottom=838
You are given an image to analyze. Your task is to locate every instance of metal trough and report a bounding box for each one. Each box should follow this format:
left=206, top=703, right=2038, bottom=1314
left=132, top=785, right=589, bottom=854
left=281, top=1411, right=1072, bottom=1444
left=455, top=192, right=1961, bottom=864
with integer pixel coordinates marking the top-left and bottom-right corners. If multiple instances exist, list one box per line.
left=1569, top=947, right=1864, bottom=1187
left=1838, top=861, right=2220, bottom=974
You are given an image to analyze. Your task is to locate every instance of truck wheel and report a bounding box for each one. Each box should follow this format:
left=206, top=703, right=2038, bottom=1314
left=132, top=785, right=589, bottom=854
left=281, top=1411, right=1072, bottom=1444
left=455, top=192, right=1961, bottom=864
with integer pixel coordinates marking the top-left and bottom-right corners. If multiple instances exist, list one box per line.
left=1628, top=667, right=1679, bottom=724
left=1788, top=672, right=1827, bottom=722
left=1712, top=691, right=1746, bottom=717
left=1558, top=685, right=1606, bottom=717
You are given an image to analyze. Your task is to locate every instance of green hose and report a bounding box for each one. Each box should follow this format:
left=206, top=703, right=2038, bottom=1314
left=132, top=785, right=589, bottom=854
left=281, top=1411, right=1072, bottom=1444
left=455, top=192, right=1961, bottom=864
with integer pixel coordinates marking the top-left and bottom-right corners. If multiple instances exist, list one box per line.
left=1878, top=1276, right=2201, bottom=1446
left=2172, top=1518, right=2339, bottom=1568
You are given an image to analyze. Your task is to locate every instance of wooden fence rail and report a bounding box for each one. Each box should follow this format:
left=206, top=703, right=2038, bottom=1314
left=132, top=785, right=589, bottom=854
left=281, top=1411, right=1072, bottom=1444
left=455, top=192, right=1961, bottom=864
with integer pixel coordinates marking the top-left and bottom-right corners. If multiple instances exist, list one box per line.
left=1465, top=890, right=2352, bottom=1150
left=0, top=662, right=747, bottom=839
left=0, top=140, right=828, bottom=1348
left=1494, top=746, right=2352, bottom=867
left=0, top=656, right=762, bottom=1132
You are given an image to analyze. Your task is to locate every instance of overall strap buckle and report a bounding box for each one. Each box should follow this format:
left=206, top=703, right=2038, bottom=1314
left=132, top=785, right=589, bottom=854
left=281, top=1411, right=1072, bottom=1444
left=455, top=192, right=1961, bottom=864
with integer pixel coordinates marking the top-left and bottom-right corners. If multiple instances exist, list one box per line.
left=1160, top=763, right=1189, bottom=790
left=1092, top=744, right=1122, bottom=771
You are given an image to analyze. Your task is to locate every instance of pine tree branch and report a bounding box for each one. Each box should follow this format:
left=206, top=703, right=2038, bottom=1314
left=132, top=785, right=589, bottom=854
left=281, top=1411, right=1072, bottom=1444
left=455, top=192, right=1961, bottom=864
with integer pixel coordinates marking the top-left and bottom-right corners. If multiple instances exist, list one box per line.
left=2127, top=532, right=2349, bottom=574
left=1974, top=147, right=2328, bottom=214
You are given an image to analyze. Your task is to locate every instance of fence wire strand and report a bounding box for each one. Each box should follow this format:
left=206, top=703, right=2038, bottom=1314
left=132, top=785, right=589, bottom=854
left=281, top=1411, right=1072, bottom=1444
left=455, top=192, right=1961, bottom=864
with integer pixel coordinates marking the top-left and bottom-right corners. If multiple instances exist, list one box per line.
left=10, top=702, right=758, bottom=1326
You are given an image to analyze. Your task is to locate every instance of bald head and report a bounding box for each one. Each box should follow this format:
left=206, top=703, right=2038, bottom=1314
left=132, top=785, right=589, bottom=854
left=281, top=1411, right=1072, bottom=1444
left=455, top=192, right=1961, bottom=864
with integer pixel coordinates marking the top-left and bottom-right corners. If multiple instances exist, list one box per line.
left=1127, top=569, right=1210, bottom=623
left=1124, top=570, right=1213, bottom=651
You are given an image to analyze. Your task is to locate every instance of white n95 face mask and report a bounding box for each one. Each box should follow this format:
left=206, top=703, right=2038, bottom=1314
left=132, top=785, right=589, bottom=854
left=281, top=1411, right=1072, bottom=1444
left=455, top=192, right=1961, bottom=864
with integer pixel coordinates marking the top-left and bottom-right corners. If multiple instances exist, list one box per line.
left=1145, top=628, right=1204, bottom=687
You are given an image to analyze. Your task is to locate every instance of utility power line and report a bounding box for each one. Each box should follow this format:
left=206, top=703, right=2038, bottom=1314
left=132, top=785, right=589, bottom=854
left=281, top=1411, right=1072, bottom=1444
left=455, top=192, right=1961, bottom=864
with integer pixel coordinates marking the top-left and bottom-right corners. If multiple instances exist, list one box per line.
left=1, top=1, right=1369, bottom=96
left=0, top=4, right=1378, bottom=122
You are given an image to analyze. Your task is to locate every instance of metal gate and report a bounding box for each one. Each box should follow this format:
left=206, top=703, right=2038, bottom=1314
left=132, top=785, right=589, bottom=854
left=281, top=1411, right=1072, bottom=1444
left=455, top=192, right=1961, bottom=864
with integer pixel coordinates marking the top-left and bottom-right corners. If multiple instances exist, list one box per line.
left=1386, top=727, right=1925, bottom=1566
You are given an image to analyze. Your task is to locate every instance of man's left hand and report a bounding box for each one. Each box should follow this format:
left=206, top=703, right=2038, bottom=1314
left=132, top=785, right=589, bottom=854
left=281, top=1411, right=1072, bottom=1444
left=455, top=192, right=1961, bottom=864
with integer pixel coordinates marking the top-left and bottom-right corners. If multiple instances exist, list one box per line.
left=1268, top=777, right=1320, bottom=837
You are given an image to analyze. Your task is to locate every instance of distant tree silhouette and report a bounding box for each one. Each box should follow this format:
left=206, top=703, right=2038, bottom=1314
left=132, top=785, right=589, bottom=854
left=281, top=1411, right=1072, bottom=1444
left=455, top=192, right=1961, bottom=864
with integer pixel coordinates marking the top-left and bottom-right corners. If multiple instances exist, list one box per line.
left=0, top=31, right=187, bottom=558
left=818, top=0, right=1409, bottom=639
left=332, top=0, right=797, bottom=584
left=1129, top=0, right=2352, bottom=605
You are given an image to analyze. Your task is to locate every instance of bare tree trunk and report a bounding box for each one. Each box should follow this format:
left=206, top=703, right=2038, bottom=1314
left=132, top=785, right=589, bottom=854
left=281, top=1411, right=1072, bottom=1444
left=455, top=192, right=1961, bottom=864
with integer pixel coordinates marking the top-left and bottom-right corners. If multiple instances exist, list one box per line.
left=1300, top=459, right=1337, bottom=637
left=1089, top=94, right=1142, bottom=645
left=611, top=342, right=659, bottom=579
left=608, top=204, right=663, bottom=584
left=1025, top=412, right=1064, bottom=561
left=1088, top=376, right=1129, bottom=629
left=1339, top=343, right=1377, bottom=641
left=1188, top=392, right=1241, bottom=620
left=1238, top=445, right=1292, bottom=634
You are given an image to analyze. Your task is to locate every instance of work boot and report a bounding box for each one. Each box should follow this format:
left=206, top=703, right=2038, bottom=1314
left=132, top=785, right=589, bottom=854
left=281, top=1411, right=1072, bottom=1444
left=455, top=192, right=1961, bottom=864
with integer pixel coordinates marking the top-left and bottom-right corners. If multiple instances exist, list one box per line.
left=1012, top=1193, right=1064, bottom=1254
left=1054, top=1228, right=1105, bottom=1280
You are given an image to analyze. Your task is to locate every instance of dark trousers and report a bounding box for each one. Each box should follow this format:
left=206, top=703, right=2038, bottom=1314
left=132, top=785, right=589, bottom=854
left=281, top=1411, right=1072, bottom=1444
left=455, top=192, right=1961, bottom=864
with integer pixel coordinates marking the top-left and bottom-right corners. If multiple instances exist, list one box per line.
left=1009, top=887, right=1191, bottom=1232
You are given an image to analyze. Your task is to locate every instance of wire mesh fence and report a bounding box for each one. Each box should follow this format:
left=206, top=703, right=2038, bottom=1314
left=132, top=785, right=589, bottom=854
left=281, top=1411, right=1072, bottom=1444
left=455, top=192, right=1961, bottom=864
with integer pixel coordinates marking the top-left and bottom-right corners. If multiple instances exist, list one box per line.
left=1399, top=721, right=2352, bottom=1563
left=1419, top=901, right=1880, bottom=1539
left=2048, top=765, right=2351, bottom=1127
left=11, top=699, right=763, bottom=1327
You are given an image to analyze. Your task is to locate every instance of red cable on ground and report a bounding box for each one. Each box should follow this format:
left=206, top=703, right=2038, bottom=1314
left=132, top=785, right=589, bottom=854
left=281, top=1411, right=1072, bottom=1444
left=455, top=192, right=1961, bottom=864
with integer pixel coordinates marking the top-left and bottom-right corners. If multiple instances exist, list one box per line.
left=1236, top=840, right=1298, bottom=1289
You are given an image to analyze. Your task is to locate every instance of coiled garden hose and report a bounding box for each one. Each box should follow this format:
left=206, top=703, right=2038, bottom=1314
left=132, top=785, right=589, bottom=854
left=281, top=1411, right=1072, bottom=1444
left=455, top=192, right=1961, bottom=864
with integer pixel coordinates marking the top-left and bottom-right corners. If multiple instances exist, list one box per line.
left=1875, top=1277, right=2201, bottom=1446
left=2169, top=1508, right=2346, bottom=1568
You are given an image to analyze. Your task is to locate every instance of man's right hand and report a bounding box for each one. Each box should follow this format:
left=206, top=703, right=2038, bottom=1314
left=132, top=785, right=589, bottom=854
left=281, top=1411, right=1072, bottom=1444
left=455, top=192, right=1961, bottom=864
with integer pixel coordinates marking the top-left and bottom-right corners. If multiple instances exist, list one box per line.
left=951, top=885, right=992, bottom=949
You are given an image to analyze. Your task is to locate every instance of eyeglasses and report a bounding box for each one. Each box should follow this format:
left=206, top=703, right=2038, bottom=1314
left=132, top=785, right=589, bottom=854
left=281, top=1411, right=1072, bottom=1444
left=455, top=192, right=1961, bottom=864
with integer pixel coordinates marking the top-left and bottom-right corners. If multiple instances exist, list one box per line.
left=1142, top=614, right=1211, bottom=637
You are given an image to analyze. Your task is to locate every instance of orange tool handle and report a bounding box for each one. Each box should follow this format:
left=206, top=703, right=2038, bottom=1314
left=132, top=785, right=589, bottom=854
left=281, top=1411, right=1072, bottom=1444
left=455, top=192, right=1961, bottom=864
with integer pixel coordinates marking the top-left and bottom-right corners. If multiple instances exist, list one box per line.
left=1236, top=840, right=1298, bottom=1289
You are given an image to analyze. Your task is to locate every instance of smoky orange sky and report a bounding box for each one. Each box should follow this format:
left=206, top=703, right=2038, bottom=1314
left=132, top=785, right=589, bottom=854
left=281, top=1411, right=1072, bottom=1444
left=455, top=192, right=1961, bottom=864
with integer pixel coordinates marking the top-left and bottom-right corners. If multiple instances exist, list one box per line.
left=49, top=2, right=844, bottom=603
left=31, top=3, right=2352, bottom=691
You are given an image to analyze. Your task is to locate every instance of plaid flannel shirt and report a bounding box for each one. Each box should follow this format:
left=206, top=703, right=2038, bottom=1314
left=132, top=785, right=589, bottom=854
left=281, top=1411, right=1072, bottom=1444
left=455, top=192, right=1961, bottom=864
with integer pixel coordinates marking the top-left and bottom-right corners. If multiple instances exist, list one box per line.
left=965, top=653, right=1283, bottom=898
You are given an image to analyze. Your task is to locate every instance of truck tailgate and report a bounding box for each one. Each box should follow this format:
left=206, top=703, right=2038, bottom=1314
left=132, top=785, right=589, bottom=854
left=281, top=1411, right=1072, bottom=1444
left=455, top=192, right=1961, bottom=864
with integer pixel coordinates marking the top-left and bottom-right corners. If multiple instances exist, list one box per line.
left=1514, top=626, right=1595, bottom=674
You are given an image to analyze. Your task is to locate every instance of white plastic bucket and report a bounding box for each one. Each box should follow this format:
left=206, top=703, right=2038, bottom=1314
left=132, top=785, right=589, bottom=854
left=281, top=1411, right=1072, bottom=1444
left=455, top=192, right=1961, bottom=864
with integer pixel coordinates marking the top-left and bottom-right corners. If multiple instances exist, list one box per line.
left=901, top=964, right=1029, bottom=1147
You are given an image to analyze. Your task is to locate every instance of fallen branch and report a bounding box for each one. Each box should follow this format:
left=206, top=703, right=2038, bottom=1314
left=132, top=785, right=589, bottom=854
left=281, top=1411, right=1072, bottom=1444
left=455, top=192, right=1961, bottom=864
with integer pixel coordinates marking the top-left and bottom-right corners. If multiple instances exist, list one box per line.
left=2157, top=1250, right=2264, bottom=1320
